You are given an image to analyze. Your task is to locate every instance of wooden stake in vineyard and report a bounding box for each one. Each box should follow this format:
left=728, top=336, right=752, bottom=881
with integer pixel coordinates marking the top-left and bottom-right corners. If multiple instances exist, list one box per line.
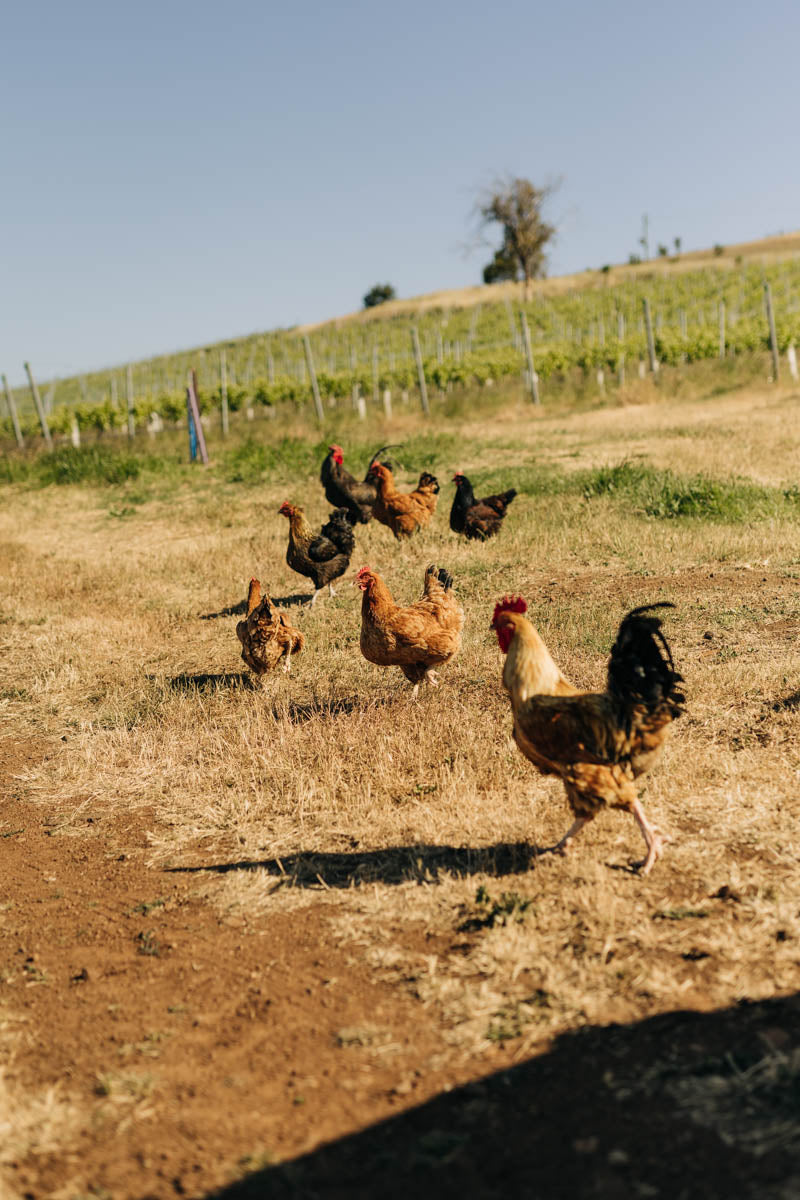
left=126, top=364, right=135, bottom=438
left=24, top=362, right=53, bottom=448
left=642, top=298, right=658, bottom=373
left=302, top=335, right=325, bottom=422
left=219, top=349, right=229, bottom=437
left=519, top=312, right=540, bottom=404
left=2, top=374, right=24, bottom=448
left=410, top=327, right=430, bottom=416
left=186, top=369, right=209, bottom=464
left=764, top=283, right=780, bottom=382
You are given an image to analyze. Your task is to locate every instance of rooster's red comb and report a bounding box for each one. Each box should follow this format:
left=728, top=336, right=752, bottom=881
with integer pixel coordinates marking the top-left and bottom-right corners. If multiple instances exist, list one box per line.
left=491, top=595, right=527, bottom=626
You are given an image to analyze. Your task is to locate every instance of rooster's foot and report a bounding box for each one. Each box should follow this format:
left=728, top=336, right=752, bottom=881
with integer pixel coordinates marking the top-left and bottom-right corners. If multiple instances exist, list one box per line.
left=537, top=817, right=590, bottom=859
left=631, top=799, right=670, bottom=875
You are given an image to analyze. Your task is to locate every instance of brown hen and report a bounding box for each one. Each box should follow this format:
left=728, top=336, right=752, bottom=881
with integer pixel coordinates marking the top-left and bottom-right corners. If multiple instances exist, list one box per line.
left=368, top=462, right=439, bottom=539
left=357, top=563, right=464, bottom=695
left=236, top=579, right=304, bottom=677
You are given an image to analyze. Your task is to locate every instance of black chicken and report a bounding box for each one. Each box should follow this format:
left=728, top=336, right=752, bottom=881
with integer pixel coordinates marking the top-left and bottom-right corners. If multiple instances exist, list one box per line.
left=320, top=444, right=393, bottom=524
left=450, top=472, right=517, bottom=540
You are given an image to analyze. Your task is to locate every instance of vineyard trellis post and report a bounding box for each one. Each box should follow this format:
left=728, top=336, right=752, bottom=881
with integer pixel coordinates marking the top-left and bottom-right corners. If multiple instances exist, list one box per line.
left=186, top=370, right=209, bottom=465
left=617, top=312, right=626, bottom=387
left=519, top=312, right=540, bottom=404
left=302, top=335, right=325, bottom=422
left=642, top=298, right=658, bottom=373
left=410, top=327, right=430, bottom=416
left=219, top=349, right=229, bottom=437
left=24, top=362, right=52, bottom=448
left=372, top=343, right=380, bottom=405
left=2, top=374, right=24, bottom=447
left=764, top=284, right=780, bottom=382
left=718, top=300, right=726, bottom=359
left=126, top=364, right=135, bottom=438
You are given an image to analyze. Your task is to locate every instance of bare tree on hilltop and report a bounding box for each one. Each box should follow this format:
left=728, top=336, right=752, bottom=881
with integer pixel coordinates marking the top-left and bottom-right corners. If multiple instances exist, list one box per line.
left=478, top=177, right=558, bottom=300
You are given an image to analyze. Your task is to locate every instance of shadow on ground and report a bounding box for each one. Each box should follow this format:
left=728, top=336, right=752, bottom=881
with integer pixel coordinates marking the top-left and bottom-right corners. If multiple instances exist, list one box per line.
left=211, top=991, right=800, bottom=1200
left=166, top=841, right=536, bottom=887
left=199, top=592, right=311, bottom=620
left=772, top=687, right=800, bottom=712
left=162, top=672, right=260, bottom=692
left=199, top=600, right=248, bottom=620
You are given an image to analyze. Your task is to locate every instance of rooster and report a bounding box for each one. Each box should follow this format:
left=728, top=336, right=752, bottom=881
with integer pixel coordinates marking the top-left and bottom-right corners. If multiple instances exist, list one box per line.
left=236, top=579, right=304, bottom=676
left=491, top=598, right=684, bottom=874
left=450, top=472, right=517, bottom=540
left=320, top=444, right=393, bottom=525
left=278, top=502, right=355, bottom=605
left=368, top=462, right=440, bottom=539
left=356, top=563, right=464, bottom=696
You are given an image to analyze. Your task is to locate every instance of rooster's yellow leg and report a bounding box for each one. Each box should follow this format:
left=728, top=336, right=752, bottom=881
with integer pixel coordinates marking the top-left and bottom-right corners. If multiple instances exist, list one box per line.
left=283, top=654, right=292, bottom=673
left=309, top=588, right=322, bottom=607
left=631, top=798, right=669, bottom=875
left=328, top=583, right=337, bottom=597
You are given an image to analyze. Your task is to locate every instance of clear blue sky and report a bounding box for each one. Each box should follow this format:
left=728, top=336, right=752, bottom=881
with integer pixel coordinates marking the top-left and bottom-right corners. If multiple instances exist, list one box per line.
left=2, top=0, right=798, bottom=384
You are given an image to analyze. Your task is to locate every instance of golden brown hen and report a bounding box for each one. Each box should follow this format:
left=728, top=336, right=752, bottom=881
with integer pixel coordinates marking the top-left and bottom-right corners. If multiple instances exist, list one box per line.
left=491, top=597, right=684, bottom=874
left=357, top=563, right=464, bottom=696
left=368, top=462, right=439, bottom=539
left=236, top=579, right=304, bottom=677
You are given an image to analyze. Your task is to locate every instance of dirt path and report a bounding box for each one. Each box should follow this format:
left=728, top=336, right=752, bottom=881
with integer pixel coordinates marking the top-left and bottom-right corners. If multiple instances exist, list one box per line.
left=1, top=741, right=515, bottom=1199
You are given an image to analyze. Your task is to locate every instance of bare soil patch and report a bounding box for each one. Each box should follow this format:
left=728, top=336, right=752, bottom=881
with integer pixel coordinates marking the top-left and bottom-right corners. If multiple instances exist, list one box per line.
left=3, top=750, right=511, bottom=1199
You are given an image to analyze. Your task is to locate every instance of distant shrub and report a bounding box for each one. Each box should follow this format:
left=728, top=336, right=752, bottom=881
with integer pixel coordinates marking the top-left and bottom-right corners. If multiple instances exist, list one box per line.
left=713, top=243, right=725, bottom=257
left=363, top=283, right=396, bottom=309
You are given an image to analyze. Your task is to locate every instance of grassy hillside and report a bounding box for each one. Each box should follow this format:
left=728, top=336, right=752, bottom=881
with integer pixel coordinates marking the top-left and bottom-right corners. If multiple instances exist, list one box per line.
left=3, top=232, right=799, bottom=441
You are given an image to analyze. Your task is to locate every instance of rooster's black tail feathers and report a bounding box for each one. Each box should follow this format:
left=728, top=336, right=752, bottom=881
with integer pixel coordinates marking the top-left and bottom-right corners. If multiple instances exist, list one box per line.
left=608, top=603, right=685, bottom=726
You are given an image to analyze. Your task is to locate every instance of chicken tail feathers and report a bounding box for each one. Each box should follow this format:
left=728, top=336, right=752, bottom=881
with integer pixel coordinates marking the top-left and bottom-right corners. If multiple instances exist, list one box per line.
left=608, top=603, right=685, bottom=726
left=423, top=562, right=454, bottom=593
left=367, top=444, right=402, bottom=472
left=417, top=471, right=440, bottom=494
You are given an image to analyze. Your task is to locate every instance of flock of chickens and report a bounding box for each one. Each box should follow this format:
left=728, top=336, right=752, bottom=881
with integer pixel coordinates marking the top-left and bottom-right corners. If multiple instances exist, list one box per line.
left=235, top=443, right=685, bottom=875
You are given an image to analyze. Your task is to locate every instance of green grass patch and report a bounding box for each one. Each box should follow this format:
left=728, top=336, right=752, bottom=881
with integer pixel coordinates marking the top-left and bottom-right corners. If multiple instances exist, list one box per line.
left=223, top=436, right=317, bottom=484
left=578, top=460, right=800, bottom=522
left=0, top=444, right=175, bottom=488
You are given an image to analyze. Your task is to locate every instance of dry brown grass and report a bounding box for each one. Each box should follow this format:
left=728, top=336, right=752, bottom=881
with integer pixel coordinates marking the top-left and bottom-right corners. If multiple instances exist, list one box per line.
left=2, top=376, right=800, bottom=1173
